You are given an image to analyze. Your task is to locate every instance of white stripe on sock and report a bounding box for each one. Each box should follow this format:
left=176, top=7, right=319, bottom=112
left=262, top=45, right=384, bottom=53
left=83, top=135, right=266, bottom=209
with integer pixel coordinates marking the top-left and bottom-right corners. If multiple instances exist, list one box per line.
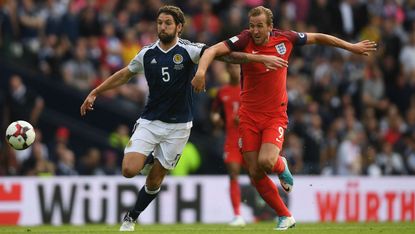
left=145, top=185, right=160, bottom=194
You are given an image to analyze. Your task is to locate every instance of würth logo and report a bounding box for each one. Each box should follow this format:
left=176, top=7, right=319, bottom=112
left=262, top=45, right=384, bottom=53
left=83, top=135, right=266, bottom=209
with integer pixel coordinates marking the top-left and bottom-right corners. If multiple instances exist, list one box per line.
left=0, top=184, right=21, bottom=225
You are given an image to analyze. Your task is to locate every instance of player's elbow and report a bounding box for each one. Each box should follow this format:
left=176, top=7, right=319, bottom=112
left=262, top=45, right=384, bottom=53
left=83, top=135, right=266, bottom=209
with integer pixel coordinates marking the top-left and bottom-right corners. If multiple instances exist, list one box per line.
left=211, top=42, right=230, bottom=57
left=207, top=47, right=220, bottom=58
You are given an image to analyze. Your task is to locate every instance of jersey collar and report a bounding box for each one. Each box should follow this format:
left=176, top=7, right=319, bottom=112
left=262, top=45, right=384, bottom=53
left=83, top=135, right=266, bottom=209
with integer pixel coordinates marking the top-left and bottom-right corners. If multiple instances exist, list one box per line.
left=157, top=38, right=179, bottom=54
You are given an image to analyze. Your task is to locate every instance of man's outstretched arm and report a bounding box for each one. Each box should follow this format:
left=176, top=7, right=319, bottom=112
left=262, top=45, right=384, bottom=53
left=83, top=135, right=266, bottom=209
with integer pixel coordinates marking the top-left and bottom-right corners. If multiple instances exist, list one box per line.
left=80, top=67, right=135, bottom=116
left=306, top=33, right=377, bottom=56
left=219, top=52, right=288, bottom=69
left=192, top=42, right=288, bottom=93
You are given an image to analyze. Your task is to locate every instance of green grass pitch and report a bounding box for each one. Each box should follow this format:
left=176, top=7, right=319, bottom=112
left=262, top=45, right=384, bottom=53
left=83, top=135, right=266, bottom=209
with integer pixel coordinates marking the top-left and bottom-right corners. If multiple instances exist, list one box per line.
left=1, top=222, right=414, bottom=234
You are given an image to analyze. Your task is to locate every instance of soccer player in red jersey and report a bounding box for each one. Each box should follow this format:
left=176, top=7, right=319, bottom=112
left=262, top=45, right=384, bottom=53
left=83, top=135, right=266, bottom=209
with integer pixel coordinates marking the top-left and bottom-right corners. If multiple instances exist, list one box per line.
left=211, top=63, right=245, bottom=226
left=192, top=6, right=376, bottom=230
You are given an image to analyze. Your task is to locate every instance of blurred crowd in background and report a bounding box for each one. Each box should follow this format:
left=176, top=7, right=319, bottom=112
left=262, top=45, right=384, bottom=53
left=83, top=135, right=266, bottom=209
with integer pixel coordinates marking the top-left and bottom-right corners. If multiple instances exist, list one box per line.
left=1, top=0, right=415, bottom=177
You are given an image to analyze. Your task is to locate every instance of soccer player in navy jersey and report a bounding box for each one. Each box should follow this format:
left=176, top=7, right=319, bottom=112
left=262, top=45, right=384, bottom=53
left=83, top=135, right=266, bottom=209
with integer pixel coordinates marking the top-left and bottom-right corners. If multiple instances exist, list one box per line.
left=80, top=5, right=288, bottom=232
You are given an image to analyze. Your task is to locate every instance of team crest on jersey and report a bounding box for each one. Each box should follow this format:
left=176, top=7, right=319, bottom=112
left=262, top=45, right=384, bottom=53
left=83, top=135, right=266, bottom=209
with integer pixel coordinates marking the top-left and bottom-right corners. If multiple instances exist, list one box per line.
left=173, top=54, right=184, bottom=70
left=275, top=43, right=286, bottom=55
left=173, top=54, right=183, bottom=64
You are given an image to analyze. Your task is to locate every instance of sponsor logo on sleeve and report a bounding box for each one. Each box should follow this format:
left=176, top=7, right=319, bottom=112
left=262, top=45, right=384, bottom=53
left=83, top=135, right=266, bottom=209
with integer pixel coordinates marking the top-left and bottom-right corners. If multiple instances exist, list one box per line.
left=230, top=36, right=239, bottom=43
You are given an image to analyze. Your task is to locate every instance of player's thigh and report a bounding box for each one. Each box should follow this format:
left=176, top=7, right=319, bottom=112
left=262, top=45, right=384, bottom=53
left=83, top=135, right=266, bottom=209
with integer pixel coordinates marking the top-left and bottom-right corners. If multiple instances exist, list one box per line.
left=125, top=122, right=160, bottom=155
left=261, top=120, right=286, bottom=150
left=155, top=128, right=190, bottom=170
left=258, top=143, right=280, bottom=169
left=258, top=125, right=284, bottom=169
left=239, top=119, right=261, bottom=152
left=123, top=122, right=160, bottom=175
left=146, top=159, right=169, bottom=190
left=258, top=117, right=286, bottom=167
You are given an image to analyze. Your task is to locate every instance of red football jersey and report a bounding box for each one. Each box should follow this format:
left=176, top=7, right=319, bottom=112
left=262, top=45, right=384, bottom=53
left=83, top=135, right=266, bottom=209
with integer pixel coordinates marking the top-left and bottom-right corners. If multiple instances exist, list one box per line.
left=225, top=29, right=307, bottom=115
left=212, top=84, right=241, bottom=145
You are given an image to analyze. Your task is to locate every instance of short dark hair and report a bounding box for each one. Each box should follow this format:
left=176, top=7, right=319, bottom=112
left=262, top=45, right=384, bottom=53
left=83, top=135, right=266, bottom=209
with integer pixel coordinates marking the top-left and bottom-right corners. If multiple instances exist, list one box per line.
left=157, top=5, right=185, bottom=26
left=248, top=6, right=273, bottom=26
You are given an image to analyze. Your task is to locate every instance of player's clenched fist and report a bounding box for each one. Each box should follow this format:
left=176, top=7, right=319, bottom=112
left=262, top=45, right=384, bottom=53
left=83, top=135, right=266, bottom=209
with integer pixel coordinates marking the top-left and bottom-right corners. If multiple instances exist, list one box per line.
left=191, top=72, right=206, bottom=93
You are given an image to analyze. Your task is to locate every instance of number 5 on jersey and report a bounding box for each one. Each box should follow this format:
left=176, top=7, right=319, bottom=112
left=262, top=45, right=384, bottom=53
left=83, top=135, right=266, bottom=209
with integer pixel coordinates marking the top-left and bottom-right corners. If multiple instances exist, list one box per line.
left=162, top=67, right=170, bottom=82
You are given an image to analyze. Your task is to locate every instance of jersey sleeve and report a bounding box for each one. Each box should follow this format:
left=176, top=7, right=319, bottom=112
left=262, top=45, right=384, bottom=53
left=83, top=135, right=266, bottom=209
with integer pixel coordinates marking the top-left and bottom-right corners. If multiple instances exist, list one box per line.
left=224, top=30, right=251, bottom=52
left=127, top=48, right=148, bottom=74
left=285, top=30, right=307, bottom=46
left=182, top=40, right=207, bottom=64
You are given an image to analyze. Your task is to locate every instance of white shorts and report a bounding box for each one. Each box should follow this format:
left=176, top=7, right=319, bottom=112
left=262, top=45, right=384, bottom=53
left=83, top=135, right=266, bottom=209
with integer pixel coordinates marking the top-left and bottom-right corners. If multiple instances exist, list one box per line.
left=124, top=119, right=192, bottom=170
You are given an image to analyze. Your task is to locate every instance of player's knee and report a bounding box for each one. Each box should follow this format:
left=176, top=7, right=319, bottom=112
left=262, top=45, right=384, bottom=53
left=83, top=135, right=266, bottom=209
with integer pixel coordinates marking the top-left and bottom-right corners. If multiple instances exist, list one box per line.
left=247, top=165, right=261, bottom=180
left=122, top=165, right=137, bottom=178
left=229, top=173, right=238, bottom=180
left=248, top=170, right=265, bottom=181
left=258, top=157, right=273, bottom=172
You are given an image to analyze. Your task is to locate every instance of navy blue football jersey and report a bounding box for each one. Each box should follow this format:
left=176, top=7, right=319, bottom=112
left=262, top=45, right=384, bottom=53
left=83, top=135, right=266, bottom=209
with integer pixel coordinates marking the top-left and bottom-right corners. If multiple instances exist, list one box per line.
left=128, top=39, right=206, bottom=123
